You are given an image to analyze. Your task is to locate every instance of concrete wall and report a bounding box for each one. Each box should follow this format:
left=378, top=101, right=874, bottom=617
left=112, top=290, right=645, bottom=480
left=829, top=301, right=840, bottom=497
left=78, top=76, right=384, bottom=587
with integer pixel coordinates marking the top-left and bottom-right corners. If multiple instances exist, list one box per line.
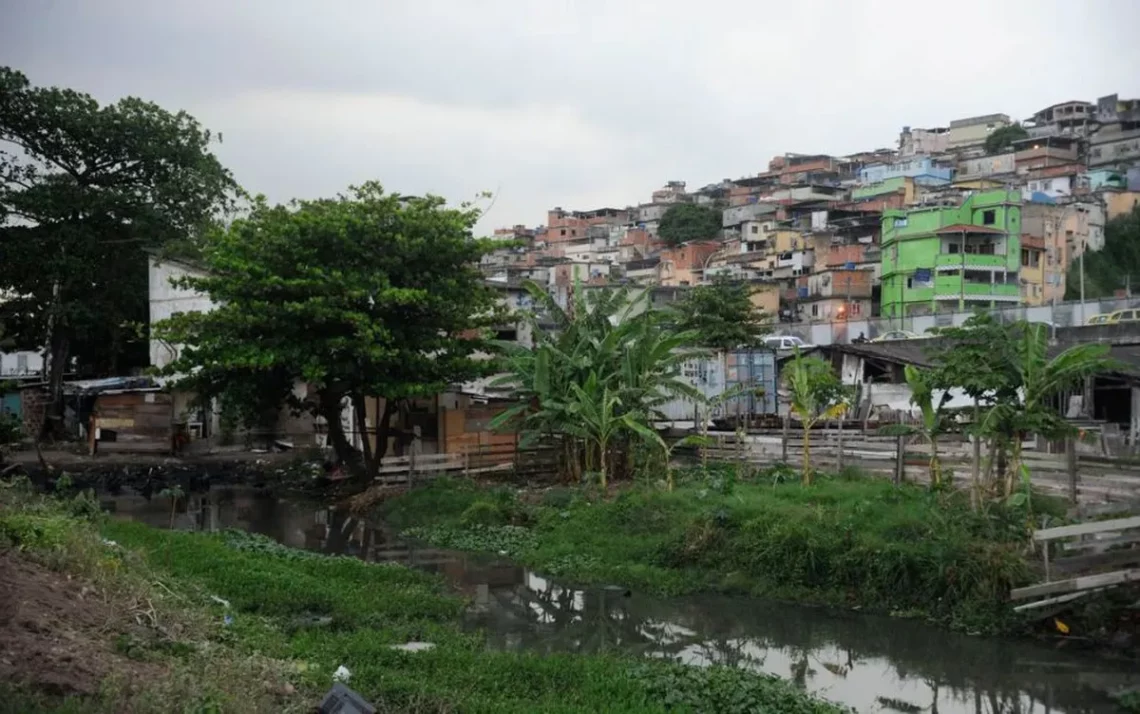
left=957, top=152, right=1016, bottom=179
left=0, top=351, right=44, bottom=377
left=947, top=113, right=1010, bottom=149
left=858, top=157, right=953, bottom=184
left=148, top=257, right=216, bottom=370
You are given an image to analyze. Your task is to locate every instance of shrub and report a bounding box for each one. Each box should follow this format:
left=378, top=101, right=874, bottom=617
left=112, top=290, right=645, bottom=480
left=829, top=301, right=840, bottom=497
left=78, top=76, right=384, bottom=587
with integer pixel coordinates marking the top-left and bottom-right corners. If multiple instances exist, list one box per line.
left=460, top=501, right=507, bottom=527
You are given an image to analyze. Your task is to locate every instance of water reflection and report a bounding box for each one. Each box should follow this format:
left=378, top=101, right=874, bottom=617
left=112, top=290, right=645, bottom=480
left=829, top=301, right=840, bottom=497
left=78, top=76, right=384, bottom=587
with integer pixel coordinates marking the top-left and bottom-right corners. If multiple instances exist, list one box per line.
left=105, top=486, right=1137, bottom=714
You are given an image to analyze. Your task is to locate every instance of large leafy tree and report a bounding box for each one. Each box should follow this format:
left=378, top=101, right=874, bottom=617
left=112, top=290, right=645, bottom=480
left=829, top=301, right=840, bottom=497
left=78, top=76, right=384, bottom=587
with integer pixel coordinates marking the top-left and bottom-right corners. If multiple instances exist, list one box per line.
left=156, top=183, right=503, bottom=477
left=670, top=276, right=770, bottom=351
left=657, top=203, right=722, bottom=247
left=1064, top=205, right=1140, bottom=300
left=0, top=67, right=236, bottom=434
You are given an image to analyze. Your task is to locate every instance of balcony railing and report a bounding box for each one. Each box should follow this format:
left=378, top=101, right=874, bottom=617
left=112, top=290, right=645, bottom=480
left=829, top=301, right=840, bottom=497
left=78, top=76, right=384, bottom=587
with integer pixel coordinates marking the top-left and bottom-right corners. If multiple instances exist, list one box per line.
left=934, top=253, right=1007, bottom=268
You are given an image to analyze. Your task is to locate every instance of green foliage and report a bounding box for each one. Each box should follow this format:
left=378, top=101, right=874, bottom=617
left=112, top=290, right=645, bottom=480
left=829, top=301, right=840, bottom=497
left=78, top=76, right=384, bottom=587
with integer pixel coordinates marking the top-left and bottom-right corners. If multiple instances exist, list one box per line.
left=0, top=66, right=236, bottom=379
left=628, top=661, right=848, bottom=714
left=387, top=477, right=1039, bottom=633
left=492, top=283, right=702, bottom=489
left=0, top=511, right=72, bottom=549
left=155, top=183, right=503, bottom=473
left=1065, top=205, right=1140, bottom=300
left=784, top=349, right=849, bottom=484
left=929, top=314, right=1114, bottom=497
left=983, top=123, right=1028, bottom=155
left=669, top=276, right=771, bottom=351
left=656, top=202, right=722, bottom=246
left=98, top=510, right=842, bottom=713
left=405, top=523, right=538, bottom=557
left=460, top=500, right=509, bottom=527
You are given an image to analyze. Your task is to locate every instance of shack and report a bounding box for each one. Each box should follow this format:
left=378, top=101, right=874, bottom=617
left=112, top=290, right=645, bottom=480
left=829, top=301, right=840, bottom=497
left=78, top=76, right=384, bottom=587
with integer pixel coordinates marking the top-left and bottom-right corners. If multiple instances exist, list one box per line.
left=77, top=377, right=175, bottom=455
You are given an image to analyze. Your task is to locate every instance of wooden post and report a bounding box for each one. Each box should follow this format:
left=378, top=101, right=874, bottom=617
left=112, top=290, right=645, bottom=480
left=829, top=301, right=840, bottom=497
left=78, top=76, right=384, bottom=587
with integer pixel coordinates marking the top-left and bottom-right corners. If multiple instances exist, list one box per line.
left=1041, top=515, right=1051, bottom=583
left=781, top=413, right=790, bottom=462
left=408, top=447, right=416, bottom=489
left=1066, top=435, right=1079, bottom=504
left=894, top=434, right=904, bottom=485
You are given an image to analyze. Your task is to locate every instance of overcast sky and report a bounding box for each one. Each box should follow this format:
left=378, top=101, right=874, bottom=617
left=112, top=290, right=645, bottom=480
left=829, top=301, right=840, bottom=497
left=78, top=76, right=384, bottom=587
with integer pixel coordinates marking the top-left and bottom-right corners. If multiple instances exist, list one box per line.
left=3, top=0, right=1138, bottom=233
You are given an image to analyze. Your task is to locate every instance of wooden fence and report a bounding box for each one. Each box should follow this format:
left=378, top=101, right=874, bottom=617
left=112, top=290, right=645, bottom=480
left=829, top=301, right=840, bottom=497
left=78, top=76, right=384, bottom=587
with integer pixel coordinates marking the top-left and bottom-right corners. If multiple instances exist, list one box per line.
left=1010, top=501, right=1140, bottom=609
left=689, top=428, right=1140, bottom=504
left=373, top=444, right=557, bottom=486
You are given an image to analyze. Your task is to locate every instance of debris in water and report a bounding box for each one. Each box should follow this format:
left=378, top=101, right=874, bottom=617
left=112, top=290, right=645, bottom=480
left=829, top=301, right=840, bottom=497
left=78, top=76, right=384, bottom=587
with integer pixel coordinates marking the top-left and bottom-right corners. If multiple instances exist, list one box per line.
left=1054, top=617, right=1070, bottom=634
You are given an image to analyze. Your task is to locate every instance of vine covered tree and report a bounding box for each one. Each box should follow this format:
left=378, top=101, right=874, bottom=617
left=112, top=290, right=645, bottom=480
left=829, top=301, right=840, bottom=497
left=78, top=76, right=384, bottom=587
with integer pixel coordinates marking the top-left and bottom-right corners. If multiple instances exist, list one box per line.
left=670, top=277, right=771, bottom=352
left=156, top=183, right=503, bottom=478
left=0, top=67, right=236, bottom=435
left=1064, top=205, right=1140, bottom=300
left=657, top=203, right=722, bottom=247
left=983, top=123, right=1028, bottom=155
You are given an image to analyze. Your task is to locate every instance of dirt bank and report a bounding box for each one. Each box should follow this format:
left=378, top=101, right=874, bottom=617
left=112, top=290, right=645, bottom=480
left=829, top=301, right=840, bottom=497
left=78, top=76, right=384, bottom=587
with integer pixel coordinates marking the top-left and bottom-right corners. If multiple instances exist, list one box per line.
left=0, top=552, right=165, bottom=698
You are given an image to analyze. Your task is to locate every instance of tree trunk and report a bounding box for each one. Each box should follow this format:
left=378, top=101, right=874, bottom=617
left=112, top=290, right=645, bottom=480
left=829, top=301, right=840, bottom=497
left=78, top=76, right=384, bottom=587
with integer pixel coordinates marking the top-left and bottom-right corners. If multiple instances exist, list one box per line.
left=319, top=391, right=361, bottom=473
left=41, top=332, right=70, bottom=440
left=353, top=398, right=376, bottom=478
left=373, top=398, right=397, bottom=461
left=802, top=425, right=813, bottom=486
left=598, top=439, right=608, bottom=493
left=930, top=432, right=941, bottom=487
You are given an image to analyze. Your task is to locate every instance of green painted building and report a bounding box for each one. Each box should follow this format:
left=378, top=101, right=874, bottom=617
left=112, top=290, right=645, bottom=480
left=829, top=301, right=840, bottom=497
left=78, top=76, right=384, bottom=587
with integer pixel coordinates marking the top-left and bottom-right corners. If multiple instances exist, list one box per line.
left=880, top=189, right=1022, bottom=318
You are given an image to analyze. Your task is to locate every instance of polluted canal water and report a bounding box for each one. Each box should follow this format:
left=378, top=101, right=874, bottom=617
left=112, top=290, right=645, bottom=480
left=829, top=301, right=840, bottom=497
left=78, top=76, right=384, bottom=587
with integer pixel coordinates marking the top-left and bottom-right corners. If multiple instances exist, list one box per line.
left=103, top=485, right=1139, bottom=713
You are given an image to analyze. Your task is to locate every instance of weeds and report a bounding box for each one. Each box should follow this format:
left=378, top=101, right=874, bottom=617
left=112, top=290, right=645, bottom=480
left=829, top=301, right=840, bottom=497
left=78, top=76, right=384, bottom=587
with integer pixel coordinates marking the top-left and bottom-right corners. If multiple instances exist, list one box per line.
left=382, top=473, right=1047, bottom=633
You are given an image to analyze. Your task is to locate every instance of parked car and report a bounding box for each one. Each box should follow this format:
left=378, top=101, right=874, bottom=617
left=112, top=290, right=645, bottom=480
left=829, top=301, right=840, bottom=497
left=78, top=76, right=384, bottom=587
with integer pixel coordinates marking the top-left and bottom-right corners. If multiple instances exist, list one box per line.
left=763, top=335, right=812, bottom=351
left=1106, top=309, right=1140, bottom=324
left=871, top=329, right=919, bottom=342
left=1087, top=314, right=1110, bottom=325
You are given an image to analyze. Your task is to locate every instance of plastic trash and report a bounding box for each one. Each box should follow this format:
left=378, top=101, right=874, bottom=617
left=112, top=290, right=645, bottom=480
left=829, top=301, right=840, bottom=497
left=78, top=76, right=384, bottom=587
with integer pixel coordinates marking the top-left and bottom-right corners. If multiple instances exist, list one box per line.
left=388, top=642, right=435, bottom=653
left=223, top=614, right=234, bottom=627
left=319, top=683, right=375, bottom=714
left=209, top=595, right=231, bottom=609
left=333, top=664, right=352, bottom=683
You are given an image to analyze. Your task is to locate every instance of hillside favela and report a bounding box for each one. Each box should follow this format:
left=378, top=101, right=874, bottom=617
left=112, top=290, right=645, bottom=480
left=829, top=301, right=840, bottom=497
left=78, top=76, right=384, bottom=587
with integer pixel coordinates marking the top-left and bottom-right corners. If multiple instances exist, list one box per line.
left=4, top=4, right=1140, bottom=714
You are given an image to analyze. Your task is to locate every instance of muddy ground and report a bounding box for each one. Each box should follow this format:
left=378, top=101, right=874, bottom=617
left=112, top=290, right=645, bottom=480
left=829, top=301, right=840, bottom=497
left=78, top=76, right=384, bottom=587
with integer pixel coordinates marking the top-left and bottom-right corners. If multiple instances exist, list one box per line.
left=0, top=553, right=165, bottom=698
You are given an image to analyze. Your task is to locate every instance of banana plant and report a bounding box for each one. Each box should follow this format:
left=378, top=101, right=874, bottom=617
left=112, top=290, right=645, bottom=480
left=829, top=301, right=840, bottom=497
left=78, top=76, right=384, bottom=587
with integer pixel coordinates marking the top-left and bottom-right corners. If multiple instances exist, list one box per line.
left=903, top=364, right=953, bottom=488
left=784, top=348, right=848, bottom=486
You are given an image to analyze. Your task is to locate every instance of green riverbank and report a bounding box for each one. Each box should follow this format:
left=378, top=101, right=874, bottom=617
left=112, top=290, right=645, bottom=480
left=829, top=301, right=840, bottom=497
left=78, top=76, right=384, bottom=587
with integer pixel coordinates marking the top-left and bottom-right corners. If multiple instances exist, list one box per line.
left=0, top=482, right=846, bottom=714
left=380, top=469, right=1064, bottom=635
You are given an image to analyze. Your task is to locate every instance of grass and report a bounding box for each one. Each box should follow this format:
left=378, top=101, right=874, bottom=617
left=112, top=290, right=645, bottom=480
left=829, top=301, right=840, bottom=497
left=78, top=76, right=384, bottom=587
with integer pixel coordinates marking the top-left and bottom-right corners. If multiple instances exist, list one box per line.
left=0, top=477, right=847, bottom=714
left=382, top=466, right=1063, bottom=634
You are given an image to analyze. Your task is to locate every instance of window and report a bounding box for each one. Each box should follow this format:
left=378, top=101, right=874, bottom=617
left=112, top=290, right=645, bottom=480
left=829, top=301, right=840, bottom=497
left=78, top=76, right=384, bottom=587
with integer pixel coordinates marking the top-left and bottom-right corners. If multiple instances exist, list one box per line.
left=559, top=229, right=566, bottom=236
left=811, top=304, right=819, bottom=317
left=16, top=354, right=27, bottom=373
left=982, top=209, right=996, bottom=225
left=751, top=225, right=759, bottom=234
left=1021, top=249, right=1029, bottom=267
left=948, top=243, right=960, bottom=254
left=906, top=277, right=914, bottom=289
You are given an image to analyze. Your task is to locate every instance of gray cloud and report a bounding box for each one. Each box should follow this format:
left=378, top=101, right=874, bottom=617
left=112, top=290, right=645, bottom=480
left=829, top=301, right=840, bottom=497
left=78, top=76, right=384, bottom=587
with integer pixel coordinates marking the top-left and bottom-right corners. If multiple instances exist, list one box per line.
left=2, top=0, right=1138, bottom=232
